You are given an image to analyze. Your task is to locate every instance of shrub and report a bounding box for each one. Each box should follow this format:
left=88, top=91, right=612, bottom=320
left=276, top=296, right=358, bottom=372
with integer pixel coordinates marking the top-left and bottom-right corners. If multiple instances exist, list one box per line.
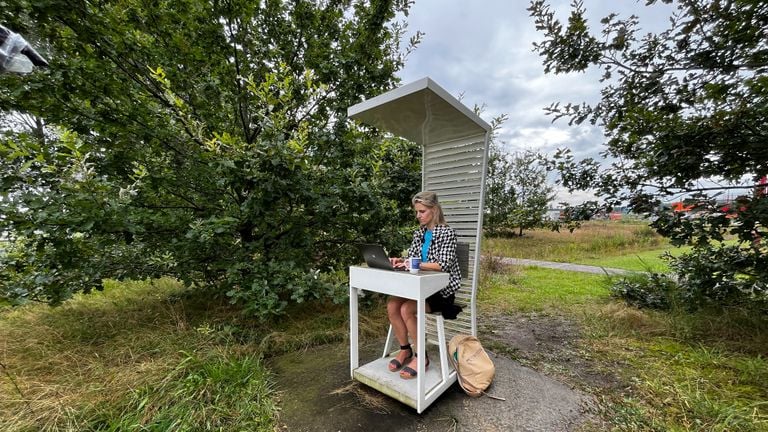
left=224, top=260, right=345, bottom=319
left=610, top=272, right=679, bottom=310
left=669, top=245, right=768, bottom=312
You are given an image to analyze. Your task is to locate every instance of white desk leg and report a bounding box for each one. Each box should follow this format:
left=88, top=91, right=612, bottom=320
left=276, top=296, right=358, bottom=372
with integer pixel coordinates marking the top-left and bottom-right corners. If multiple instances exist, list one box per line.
left=417, top=298, right=426, bottom=413
left=383, top=324, right=394, bottom=358
left=436, top=315, right=449, bottom=381
left=349, top=284, right=359, bottom=378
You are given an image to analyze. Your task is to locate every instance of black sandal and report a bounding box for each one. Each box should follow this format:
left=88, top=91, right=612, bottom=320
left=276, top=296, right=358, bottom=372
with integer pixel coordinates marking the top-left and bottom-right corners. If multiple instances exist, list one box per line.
left=388, top=344, right=413, bottom=372
left=400, top=352, right=429, bottom=380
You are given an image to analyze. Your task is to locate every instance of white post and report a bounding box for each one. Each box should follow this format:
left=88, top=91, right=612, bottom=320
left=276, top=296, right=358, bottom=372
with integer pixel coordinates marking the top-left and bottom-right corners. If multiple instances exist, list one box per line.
left=349, top=281, right=359, bottom=378
left=416, top=298, right=426, bottom=413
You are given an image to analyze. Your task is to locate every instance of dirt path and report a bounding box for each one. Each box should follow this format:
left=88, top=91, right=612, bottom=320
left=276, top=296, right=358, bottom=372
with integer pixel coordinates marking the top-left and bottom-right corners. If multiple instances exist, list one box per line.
left=481, top=312, right=623, bottom=396
left=272, top=310, right=617, bottom=431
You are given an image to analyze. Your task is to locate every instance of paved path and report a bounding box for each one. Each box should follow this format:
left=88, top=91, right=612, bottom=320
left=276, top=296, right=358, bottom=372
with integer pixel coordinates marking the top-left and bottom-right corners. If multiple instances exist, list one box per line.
left=273, top=342, right=595, bottom=432
left=498, top=257, right=634, bottom=275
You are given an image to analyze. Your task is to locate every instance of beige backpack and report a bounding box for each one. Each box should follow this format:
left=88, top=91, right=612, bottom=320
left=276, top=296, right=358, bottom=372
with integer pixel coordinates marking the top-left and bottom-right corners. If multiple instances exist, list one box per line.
left=448, top=334, right=505, bottom=400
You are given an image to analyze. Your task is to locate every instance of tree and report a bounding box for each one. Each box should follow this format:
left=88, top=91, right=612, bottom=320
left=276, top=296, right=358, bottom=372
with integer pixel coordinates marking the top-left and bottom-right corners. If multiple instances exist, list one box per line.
left=483, top=114, right=518, bottom=236
left=529, top=0, right=768, bottom=309
left=507, top=150, right=556, bottom=236
left=485, top=136, right=555, bottom=236
left=481, top=102, right=555, bottom=238
left=0, top=0, right=421, bottom=317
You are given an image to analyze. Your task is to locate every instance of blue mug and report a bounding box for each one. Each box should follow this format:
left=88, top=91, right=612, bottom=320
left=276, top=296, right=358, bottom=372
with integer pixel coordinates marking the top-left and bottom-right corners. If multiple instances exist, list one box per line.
left=407, top=257, right=421, bottom=274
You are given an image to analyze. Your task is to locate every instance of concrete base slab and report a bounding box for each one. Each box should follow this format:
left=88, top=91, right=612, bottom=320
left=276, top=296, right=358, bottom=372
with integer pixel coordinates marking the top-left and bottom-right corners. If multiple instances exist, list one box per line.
left=272, top=341, right=595, bottom=432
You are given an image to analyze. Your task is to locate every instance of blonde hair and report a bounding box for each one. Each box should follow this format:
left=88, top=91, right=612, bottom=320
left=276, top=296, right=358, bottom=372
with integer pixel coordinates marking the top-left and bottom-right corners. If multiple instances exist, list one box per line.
left=412, top=191, right=446, bottom=226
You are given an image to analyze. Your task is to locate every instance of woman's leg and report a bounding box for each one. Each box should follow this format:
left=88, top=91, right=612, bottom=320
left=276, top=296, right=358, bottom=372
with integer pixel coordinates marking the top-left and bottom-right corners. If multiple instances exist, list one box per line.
left=399, top=299, right=419, bottom=350
left=399, top=299, right=432, bottom=351
left=399, top=299, right=429, bottom=378
left=387, top=296, right=412, bottom=370
left=387, top=296, right=409, bottom=345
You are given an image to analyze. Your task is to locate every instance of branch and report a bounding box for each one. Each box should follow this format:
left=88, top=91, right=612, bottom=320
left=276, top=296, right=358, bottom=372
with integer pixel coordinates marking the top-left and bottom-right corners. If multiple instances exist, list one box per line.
left=227, top=11, right=252, bottom=143
left=635, top=182, right=766, bottom=194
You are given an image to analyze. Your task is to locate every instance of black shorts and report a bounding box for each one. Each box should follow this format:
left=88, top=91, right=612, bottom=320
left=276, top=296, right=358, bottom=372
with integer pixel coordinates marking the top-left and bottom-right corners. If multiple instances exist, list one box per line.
left=426, top=293, right=455, bottom=313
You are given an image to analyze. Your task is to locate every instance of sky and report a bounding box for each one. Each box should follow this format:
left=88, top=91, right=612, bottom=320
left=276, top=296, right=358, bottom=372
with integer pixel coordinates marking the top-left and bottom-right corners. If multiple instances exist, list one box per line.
left=395, top=0, right=675, bottom=205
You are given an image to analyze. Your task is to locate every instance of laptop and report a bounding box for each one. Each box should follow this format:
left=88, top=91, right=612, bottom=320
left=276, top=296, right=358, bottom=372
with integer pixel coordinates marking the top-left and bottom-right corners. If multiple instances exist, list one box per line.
left=357, top=243, right=407, bottom=271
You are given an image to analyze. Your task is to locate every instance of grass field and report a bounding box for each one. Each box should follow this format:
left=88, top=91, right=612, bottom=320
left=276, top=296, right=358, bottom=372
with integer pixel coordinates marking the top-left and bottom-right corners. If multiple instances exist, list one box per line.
left=484, top=221, right=668, bottom=262
left=482, top=221, right=768, bottom=431
left=485, top=220, right=692, bottom=272
left=2, top=221, right=766, bottom=431
left=577, top=248, right=685, bottom=272
left=0, top=279, right=379, bottom=431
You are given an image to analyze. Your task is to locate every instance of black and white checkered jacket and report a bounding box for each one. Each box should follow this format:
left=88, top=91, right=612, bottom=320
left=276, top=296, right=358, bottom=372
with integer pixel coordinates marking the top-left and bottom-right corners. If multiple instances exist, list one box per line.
left=406, top=224, right=462, bottom=297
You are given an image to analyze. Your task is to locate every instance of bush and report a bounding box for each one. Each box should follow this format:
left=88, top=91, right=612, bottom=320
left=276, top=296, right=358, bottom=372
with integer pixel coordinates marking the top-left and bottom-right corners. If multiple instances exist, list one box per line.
left=610, top=272, right=679, bottom=310
left=224, top=260, right=346, bottom=320
left=612, top=245, right=768, bottom=314
left=669, top=245, right=768, bottom=312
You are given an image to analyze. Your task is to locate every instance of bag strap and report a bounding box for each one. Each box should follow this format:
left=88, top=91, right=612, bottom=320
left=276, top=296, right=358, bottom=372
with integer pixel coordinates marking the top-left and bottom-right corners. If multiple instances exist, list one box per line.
left=446, top=344, right=473, bottom=395
left=447, top=342, right=507, bottom=401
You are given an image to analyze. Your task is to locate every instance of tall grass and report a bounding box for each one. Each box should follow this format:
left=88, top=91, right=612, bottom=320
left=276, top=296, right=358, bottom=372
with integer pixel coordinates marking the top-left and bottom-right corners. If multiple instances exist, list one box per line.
left=585, top=305, right=768, bottom=432
left=83, top=352, right=276, bottom=431
left=479, top=263, right=768, bottom=431
left=485, top=221, right=667, bottom=263
left=0, top=277, right=376, bottom=431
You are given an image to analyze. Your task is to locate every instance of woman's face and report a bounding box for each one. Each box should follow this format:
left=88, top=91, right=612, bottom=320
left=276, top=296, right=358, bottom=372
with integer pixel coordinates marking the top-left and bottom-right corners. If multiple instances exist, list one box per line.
left=414, top=202, right=433, bottom=227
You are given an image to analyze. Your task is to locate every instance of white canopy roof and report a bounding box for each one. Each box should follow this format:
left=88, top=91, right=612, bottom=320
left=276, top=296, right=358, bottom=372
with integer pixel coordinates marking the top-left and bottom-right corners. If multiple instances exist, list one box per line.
left=347, top=77, right=490, bottom=146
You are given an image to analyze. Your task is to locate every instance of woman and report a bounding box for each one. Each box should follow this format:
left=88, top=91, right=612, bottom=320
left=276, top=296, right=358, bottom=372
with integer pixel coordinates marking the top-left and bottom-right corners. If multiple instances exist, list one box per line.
left=387, top=191, right=462, bottom=379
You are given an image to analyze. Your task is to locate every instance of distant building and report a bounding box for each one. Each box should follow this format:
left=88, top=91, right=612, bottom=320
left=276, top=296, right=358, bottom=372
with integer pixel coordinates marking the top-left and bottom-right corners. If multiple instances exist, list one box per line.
left=545, top=209, right=562, bottom=221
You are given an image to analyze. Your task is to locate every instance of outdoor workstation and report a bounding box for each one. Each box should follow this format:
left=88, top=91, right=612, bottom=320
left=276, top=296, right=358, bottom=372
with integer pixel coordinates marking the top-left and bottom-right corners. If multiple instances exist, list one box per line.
left=346, top=77, right=491, bottom=413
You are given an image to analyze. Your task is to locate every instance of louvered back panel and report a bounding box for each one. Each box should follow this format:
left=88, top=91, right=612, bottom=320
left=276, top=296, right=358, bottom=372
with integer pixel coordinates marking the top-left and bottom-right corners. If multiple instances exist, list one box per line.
left=424, top=134, right=487, bottom=343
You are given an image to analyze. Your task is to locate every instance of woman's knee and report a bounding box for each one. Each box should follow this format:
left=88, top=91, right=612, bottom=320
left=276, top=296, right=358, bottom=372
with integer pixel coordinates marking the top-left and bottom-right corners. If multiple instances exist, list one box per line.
left=387, top=298, right=404, bottom=319
left=399, top=301, right=417, bottom=321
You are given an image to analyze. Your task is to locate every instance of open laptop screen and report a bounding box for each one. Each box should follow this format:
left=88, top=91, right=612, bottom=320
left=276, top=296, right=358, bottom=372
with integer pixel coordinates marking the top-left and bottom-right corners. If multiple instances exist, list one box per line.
left=357, top=243, right=405, bottom=271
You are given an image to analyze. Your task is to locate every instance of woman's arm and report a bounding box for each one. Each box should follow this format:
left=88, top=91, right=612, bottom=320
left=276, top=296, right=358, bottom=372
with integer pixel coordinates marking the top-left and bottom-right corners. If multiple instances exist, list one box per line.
left=406, top=228, right=423, bottom=258
left=419, top=261, right=442, bottom=271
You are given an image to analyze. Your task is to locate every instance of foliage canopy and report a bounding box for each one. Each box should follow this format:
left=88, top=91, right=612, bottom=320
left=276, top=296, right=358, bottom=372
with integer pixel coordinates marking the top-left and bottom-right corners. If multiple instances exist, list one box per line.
left=529, top=0, right=768, bottom=309
left=0, top=0, right=422, bottom=316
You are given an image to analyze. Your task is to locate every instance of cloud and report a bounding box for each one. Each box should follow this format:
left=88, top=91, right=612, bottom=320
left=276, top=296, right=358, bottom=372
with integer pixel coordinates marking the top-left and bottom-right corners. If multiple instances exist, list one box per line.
left=392, top=0, right=670, bottom=170
left=394, top=0, right=676, bottom=206
left=397, top=2, right=607, bottom=164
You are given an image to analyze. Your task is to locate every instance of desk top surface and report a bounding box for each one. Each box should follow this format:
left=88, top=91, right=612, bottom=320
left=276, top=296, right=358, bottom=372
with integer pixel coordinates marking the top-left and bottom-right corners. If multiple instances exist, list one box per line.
left=349, top=266, right=449, bottom=299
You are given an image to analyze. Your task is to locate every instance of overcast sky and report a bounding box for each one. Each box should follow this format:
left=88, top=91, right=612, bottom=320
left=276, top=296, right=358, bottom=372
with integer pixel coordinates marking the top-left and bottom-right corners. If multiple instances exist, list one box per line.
left=395, top=0, right=675, bottom=205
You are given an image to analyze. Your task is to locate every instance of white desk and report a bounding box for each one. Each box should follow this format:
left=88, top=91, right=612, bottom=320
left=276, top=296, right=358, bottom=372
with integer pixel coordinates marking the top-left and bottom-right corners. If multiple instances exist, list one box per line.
left=349, top=266, right=452, bottom=413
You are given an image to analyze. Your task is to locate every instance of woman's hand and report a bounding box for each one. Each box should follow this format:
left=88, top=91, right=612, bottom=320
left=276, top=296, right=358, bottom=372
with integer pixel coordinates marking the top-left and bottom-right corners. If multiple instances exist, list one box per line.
left=389, top=257, right=406, bottom=269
